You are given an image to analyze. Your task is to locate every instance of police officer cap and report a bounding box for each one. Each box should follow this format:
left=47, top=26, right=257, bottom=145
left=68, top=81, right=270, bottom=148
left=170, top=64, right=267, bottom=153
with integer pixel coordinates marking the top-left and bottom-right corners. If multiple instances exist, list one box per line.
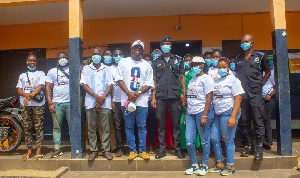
left=160, top=36, right=171, bottom=45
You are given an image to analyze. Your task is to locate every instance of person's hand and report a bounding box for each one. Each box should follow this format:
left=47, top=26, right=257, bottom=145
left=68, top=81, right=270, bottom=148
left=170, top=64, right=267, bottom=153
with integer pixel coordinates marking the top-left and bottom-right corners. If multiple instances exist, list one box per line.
left=49, top=104, right=56, bottom=113
left=95, top=95, right=106, bottom=105
left=95, top=101, right=102, bottom=110
left=265, top=94, right=271, bottom=101
left=200, top=117, right=207, bottom=127
left=23, top=98, right=30, bottom=106
left=134, top=92, right=141, bottom=99
left=181, top=94, right=186, bottom=107
left=151, top=98, right=156, bottom=109
left=111, top=101, right=117, bottom=112
left=228, top=116, right=236, bottom=127
left=127, top=92, right=138, bottom=102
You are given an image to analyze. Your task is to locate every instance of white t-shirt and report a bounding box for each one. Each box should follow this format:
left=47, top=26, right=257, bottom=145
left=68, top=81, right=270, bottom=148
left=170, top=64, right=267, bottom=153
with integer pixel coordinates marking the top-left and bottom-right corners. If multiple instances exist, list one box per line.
left=110, top=65, right=122, bottom=102
left=187, top=74, right=214, bottom=114
left=16, top=70, right=46, bottom=106
left=208, top=67, right=234, bottom=80
left=80, top=63, right=114, bottom=109
left=46, top=67, right=70, bottom=103
left=213, top=75, right=244, bottom=115
left=116, top=57, right=154, bottom=107
left=262, top=70, right=275, bottom=97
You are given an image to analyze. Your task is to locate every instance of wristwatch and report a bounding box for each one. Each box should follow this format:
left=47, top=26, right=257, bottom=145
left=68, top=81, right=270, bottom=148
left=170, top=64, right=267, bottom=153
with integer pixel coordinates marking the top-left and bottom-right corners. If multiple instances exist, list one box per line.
left=138, top=90, right=142, bottom=94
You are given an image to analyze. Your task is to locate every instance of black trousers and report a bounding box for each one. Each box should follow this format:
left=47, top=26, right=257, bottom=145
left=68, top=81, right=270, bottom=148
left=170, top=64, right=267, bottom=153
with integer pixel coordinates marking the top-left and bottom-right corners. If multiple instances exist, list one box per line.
left=155, top=99, right=181, bottom=152
left=241, top=97, right=265, bottom=144
left=147, top=100, right=156, bottom=147
left=112, top=102, right=126, bottom=150
left=263, top=97, right=275, bottom=145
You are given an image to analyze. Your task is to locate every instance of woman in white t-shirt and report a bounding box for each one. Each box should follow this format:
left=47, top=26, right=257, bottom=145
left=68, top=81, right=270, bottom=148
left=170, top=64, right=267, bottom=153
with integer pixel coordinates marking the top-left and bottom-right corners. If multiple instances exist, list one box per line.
left=184, top=56, right=214, bottom=176
left=16, top=52, right=46, bottom=161
left=209, top=57, right=244, bottom=176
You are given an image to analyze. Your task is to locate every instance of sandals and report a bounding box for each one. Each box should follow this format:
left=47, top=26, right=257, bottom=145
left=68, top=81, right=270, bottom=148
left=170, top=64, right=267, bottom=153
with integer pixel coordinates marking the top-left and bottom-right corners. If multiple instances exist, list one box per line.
left=35, top=154, right=44, bottom=160
left=22, top=153, right=32, bottom=161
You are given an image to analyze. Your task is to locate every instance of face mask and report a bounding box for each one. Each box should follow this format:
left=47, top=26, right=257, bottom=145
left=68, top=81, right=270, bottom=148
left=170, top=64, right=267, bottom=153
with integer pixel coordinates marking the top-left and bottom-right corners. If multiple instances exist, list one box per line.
left=114, top=55, right=123, bottom=63
left=104, top=56, right=112, bottom=64
left=240, top=43, right=251, bottom=51
left=27, top=66, right=36, bottom=71
left=205, top=59, right=212, bottom=66
left=92, top=55, right=101, bottom=64
left=192, top=66, right=201, bottom=75
left=153, top=54, right=160, bottom=60
left=212, top=59, right=219, bottom=66
left=148, top=61, right=152, bottom=66
left=184, top=62, right=190, bottom=69
left=58, top=58, right=68, bottom=67
left=161, top=45, right=171, bottom=54
left=230, top=63, right=235, bottom=70
left=218, top=69, right=228, bottom=77
left=269, top=61, right=273, bottom=68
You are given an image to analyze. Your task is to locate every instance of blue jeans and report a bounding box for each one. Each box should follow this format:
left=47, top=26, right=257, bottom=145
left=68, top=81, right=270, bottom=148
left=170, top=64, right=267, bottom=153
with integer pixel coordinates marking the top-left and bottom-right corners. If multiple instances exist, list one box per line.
left=210, top=108, right=241, bottom=166
left=52, top=102, right=70, bottom=149
left=121, top=106, right=148, bottom=152
left=186, top=107, right=214, bottom=165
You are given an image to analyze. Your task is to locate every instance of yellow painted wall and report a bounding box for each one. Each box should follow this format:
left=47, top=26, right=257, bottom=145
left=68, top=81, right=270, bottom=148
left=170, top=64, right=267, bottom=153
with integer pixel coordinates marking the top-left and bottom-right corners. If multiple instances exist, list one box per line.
left=0, top=12, right=299, bottom=58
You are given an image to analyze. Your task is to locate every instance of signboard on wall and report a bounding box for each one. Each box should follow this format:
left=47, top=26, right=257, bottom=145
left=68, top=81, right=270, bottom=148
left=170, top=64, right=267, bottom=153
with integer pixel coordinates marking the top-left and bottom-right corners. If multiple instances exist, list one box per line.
left=288, top=52, right=300, bottom=73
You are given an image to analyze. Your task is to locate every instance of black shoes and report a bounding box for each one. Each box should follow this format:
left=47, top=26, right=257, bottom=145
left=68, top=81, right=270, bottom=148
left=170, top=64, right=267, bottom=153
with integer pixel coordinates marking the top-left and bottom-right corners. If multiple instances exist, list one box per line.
left=88, top=151, right=98, bottom=160
left=175, top=150, right=185, bottom=159
left=240, top=144, right=255, bottom=157
left=155, top=151, right=166, bottom=159
left=255, top=143, right=263, bottom=162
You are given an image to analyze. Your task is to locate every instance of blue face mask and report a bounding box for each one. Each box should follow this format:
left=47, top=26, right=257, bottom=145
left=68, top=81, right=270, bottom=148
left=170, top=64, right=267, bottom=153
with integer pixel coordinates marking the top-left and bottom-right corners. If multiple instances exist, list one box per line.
left=114, top=55, right=123, bottom=63
left=205, top=59, right=212, bottom=66
left=192, top=66, right=201, bottom=75
left=184, top=61, right=190, bottom=69
left=212, top=59, right=219, bottom=66
left=104, top=56, right=112, bottom=64
left=148, top=61, right=152, bottom=66
left=161, top=45, right=171, bottom=54
left=27, top=66, right=36, bottom=71
left=153, top=54, right=160, bottom=60
left=240, top=43, right=251, bottom=51
left=230, top=63, right=235, bottom=70
left=269, top=61, right=273, bottom=68
left=218, top=69, right=228, bottom=77
left=92, top=55, right=101, bottom=64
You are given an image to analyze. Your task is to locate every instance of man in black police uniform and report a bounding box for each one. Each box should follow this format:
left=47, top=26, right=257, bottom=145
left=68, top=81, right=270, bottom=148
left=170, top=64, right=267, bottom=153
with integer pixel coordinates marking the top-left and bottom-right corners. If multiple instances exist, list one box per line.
left=151, top=36, right=186, bottom=159
left=235, top=34, right=271, bottom=161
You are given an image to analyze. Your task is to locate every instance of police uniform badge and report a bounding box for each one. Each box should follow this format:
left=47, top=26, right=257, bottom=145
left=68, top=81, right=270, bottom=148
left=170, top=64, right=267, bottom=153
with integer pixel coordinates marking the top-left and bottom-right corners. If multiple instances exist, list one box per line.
left=254, top=57, right=260, bottom=64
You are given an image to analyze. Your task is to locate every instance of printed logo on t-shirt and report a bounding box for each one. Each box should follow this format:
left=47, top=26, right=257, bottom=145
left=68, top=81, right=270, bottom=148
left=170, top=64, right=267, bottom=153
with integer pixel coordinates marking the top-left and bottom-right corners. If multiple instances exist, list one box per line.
left=57, top=75, right=69, bottom=86
left=213, top=85, right=223, bottom=98
left=130, top=67, right=141, bottom=91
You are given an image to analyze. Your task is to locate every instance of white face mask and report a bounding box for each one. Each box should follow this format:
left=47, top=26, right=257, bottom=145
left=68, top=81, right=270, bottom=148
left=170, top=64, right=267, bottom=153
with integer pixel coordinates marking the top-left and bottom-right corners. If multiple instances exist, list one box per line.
left=58, top=58, right=68, bottom=67
left=127, top=102, right=136, bottom=112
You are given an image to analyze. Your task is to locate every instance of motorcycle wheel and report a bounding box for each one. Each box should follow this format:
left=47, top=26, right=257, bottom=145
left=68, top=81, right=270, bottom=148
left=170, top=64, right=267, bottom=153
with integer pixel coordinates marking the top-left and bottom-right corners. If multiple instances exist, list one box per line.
left=0, top=116, right=23, bottom=153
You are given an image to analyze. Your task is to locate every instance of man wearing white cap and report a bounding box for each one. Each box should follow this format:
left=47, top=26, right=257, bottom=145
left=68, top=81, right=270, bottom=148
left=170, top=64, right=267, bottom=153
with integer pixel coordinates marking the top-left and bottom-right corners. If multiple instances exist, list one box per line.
left=116, top=40, right=154, bottom=160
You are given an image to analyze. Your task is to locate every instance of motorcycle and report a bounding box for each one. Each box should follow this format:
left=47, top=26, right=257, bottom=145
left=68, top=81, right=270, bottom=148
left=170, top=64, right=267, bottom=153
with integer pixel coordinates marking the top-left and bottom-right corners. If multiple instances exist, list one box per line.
left=0, top=96, right=23, bottom=153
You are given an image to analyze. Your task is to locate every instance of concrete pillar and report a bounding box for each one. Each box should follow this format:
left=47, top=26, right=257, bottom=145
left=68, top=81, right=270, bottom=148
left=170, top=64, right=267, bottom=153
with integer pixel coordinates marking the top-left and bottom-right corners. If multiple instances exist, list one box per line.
left=270, top=0, right=292, bottom=156
left=69, top=0, right=85, bottom=159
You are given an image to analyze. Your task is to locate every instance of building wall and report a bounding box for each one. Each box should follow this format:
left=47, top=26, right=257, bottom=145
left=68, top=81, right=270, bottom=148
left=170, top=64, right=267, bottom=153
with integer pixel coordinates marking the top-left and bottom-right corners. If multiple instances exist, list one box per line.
left=0, top=12, right=299, bottom=58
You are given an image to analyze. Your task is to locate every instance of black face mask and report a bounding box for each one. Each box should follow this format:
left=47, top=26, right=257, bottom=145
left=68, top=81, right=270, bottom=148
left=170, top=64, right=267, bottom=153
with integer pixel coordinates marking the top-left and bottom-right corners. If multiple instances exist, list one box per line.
left=131, top=53, right=142, bottom=59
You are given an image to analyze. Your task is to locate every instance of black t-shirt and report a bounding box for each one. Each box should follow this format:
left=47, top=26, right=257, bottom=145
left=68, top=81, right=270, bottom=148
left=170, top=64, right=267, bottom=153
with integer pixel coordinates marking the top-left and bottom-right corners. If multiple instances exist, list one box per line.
left=152, top=54, right=184, bottom=99
left=235, top=51, right=270, bottom=99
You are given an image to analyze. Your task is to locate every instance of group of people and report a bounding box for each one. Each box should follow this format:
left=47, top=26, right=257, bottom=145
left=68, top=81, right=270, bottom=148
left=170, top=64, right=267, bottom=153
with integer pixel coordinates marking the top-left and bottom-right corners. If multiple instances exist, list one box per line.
left=17, top=34, right=275, bottom=176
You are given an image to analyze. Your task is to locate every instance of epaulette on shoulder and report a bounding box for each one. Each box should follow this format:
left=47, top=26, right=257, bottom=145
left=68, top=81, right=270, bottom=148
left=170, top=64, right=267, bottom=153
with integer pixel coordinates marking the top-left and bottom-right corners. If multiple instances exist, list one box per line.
left=235, top=54, right=242, bottom=59
left=256, top=51, right=265, bottom=57
left=174, top=54, right=182, bottom=60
